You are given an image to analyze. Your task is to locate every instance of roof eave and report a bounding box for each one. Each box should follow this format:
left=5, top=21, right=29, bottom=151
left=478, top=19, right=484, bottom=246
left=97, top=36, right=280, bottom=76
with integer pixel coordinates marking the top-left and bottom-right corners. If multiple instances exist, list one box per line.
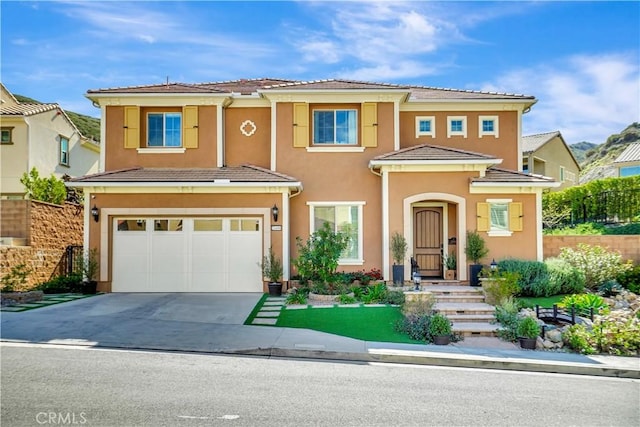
left=67, top=181, right=302, bottom=188
left=470, top=181, right=560, bottom=188
left=369, top=159, right=499, bottom=167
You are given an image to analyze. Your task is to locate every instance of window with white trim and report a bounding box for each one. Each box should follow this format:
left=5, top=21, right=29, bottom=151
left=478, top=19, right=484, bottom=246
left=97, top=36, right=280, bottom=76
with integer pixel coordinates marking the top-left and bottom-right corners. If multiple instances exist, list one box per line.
left=313, top=109, right=357, bottom=145
left=148, top=112, right=182, bottom=147
left=59, top=136, right=69, bottom=166
left=308, top=202, right=364, bottom=264
left=478, top=115, right=499, bottom=138
left=447, top=116, right=467, bottom=138
left=477, top=200, right=523, bottom=236
left=415, top=116, right=435, bottom=138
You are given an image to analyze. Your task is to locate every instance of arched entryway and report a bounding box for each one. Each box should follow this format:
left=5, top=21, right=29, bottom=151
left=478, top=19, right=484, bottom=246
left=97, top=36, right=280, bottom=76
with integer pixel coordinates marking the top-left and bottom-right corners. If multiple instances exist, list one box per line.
left=403, top=193, right=467, bottom=281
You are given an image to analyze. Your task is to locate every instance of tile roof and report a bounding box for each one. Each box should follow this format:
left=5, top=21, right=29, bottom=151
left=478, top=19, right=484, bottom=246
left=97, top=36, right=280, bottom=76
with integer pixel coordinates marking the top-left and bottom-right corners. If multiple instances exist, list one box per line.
left=372, top=144, right=498, bottom=162
left=471, top=167, right=556, bottom=184
left=69, top=164, right=300, bottom=184
left=614, top=143, right=640, bottom=163
left=0, top=102, right=59, bottom=116
left=522, top=131, right=560, bottom=153
left=87, top=78, right=535, bottom=101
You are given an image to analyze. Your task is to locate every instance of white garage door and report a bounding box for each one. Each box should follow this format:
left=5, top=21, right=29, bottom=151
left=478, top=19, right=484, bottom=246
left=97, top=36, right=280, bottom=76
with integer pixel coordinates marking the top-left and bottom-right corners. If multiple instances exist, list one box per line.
left=112, top=218, right=263, bottom=292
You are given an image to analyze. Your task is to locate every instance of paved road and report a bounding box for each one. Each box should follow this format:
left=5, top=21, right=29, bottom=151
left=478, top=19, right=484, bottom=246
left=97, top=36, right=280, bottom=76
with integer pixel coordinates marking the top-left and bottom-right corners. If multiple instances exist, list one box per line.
left=2, top=344, right=638, bottom=427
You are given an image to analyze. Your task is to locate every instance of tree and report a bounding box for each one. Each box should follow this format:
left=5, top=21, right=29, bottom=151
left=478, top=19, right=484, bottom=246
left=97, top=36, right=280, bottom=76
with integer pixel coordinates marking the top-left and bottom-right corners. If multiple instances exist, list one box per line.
left=20, top=168, right=67, bottom=205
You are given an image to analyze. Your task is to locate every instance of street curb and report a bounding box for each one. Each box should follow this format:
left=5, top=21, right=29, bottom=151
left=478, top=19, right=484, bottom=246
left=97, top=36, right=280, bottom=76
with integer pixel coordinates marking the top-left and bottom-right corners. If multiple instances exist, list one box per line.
left=231, top=347, right=640, bottom=379
left=3, top=339, right=638, bottom=379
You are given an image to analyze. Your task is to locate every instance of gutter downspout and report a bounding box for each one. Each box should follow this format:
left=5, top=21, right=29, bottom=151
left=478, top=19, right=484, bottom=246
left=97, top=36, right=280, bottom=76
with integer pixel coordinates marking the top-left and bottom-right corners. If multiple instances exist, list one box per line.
left=218, top=97, right=233, bottom=167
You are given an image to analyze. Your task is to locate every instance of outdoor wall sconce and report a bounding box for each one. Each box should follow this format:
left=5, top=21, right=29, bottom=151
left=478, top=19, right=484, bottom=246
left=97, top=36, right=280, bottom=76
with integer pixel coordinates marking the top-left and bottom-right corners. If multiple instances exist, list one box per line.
left=91, top=205, right=99, bottom=222
left=271, top=204, right=279, bottom=223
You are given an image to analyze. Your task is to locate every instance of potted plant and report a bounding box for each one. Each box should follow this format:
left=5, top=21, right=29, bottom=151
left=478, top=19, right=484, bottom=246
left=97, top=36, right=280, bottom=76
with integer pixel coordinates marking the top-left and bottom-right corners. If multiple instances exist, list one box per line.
left=442, top=251, right=456, bottom=280
left=81, top=248, right=99, bottom=294
left=429, top=313, right=453, bottom=345
left=465, top=230, right=488, bottom=287
left=390, top=232, right=408, bottom=285
left=516, top=316, right=541, bottom=350
left=262, top=247, right=283, bottom=296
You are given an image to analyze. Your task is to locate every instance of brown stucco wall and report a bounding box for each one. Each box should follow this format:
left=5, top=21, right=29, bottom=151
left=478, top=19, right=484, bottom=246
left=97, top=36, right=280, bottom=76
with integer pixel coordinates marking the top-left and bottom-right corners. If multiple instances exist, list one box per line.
left=0, top=201, right=84, bottom=289
left=544, top=235, right=640, bottom=264
left=399, top=111, right=520, bottom=170
left=105, top=105, right=218, bottom=170
left=224, top=107, right=271, bottom=168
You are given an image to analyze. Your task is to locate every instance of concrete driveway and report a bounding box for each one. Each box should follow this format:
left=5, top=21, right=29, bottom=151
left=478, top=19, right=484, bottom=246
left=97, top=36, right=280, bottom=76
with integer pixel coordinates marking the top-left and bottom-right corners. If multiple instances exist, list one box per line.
left=0, top=293, right=294, bottom=352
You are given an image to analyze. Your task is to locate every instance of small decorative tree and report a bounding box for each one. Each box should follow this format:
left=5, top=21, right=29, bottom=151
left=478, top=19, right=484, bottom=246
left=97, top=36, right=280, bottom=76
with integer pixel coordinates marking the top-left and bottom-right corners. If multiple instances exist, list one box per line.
left=81, top=248, right=99, bottom=294
left=262, top=247, right=283, bottom=296
left=465, top=230, right=488, bottom=287
left=390, top=232, right=408, bottom=285
left=20, top=167, right=67, bottom=205
left=292, top=222, right=350, bottom=292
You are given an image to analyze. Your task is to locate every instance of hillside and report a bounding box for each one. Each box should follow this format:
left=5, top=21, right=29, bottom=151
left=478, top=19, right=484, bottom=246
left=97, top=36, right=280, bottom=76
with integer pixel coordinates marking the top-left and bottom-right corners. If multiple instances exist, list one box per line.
left=579, top=123, right=640, bottom=183
left=569, top=141, right=598, bottom=164
left=14, top=94, right=100, bottom=142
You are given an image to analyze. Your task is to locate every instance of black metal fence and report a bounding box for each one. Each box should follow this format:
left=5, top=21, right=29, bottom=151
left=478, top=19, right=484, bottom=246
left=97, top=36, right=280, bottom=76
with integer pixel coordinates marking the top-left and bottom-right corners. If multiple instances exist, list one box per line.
left=49, top=245, right=83, bottom=280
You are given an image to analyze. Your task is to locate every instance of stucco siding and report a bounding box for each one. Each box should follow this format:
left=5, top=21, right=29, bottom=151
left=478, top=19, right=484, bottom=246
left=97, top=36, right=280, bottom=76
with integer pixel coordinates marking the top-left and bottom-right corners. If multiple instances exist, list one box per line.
left=0, top=119, right=28, bottom=195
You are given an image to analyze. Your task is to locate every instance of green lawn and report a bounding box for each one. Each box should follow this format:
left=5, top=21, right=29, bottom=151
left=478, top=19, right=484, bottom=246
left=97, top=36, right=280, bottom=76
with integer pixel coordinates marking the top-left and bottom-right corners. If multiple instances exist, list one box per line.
left=518, top=294, right=568, bottom=308
left=276, top=305, right=424, bottom=344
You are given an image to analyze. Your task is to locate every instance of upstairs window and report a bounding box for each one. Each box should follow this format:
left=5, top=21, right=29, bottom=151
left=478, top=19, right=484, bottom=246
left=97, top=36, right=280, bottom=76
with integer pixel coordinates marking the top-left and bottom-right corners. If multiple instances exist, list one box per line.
left=1, top=127, right=13, bottom=144
left=148, top=112, right=182, bottom=147
left=447, top=116, right=467, bottom=138
left=59, top=136, right=69, bottom=166
left=313, top=110, right=357, bottom=145
left=415, top=116, right=435, bottom=138
left=479, top=115, right=499, bottom=138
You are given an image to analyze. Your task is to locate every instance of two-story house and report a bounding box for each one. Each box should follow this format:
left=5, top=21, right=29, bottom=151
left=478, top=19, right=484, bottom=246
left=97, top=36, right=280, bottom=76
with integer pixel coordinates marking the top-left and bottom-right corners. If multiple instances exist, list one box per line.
left=70, top=78, right=557, bottom=293
left=522, top=131, right=580, bottom=191
left=0, top=83, right=100, bottom=198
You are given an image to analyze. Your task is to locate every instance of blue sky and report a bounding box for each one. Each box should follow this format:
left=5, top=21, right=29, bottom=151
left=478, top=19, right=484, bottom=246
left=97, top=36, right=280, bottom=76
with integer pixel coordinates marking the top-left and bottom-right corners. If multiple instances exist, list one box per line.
left=2, top=1, right=639, bottom=145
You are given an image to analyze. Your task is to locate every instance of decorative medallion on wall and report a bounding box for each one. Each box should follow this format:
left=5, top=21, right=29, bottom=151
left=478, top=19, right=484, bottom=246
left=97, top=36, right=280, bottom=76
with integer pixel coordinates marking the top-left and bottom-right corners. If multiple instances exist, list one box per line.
left=240, top=120, right=257, bottom=137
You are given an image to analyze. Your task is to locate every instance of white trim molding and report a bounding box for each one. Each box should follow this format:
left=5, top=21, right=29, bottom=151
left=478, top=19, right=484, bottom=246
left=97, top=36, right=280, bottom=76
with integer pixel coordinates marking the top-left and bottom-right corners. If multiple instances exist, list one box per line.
left=415, top=115, right=436, bottom=138
left=447, top=116, right=467, bottom=138
left=478, top=115, right=499, bottom=138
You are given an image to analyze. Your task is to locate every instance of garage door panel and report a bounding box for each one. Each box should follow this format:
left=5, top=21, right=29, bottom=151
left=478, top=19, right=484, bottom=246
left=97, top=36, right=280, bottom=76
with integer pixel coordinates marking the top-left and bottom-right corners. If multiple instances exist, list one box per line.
left=113, top=217, right=263, bottom=292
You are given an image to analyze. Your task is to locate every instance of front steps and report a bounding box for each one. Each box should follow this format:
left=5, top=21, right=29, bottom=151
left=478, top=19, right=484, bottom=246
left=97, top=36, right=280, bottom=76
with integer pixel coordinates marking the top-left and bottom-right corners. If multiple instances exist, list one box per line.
left=404, top=281, right=498, bottom=337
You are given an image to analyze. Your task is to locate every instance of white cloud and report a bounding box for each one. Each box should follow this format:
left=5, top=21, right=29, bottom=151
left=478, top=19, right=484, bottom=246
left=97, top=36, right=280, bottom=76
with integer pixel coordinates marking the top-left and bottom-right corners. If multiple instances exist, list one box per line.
left=481, top=53, right=640, bottom=144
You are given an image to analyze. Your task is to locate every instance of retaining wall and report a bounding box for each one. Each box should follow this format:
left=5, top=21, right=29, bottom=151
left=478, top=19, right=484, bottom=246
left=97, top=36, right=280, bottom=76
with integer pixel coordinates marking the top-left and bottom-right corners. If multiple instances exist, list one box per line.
left=0, top=200, right=84, bottom=289
left=543, top=235, right=640, bottom=264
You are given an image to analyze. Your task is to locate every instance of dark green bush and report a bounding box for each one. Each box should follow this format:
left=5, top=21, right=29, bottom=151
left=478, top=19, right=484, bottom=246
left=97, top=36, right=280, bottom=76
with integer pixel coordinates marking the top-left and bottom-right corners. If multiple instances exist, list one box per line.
left=494, top=297, right=520, bottom=342
left=383, top=290, right=405, bottom=305
left=545, top=257, right=585, bottom=294
left=395, top=314, right=431, bottom=341
left=361, top=283, right=388, bottom=304
left=497, top=259, right=550, bottom=297
left=617, top=265, right=640, bottom=294
left=37, top=273, right=83, bottom=293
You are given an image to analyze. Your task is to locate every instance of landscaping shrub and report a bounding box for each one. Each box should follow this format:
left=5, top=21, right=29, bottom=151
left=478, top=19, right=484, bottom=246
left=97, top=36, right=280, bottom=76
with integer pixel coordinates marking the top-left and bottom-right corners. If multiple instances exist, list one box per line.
left=383, top=290, right=405, bottom=305
left=563, top=313, right=640, bottom=356
left=617, top=264, right=640, bottom=294
left=338, top=293, right=357, bottom=304
left=395, top=314, right=431, bottom=341
left=563, top=324, right=596, bottom=355
left=598, top=280, right=623, bottom=297
left=292, top=221, right=350, bottom=286
left=285, top=288, right=308, bottom=305
left=559, top=293, right=609, bottom=316
left=1, top=263, right=31, bottom=292
left=494, top=297, right=520, bottom=342
left=37, top=273, right=83, bottom=294
left=545, top=257, right=585, bottom=295
left=361, top=283, right=388, bottom=304
left=481, top=270, right=519, bottom=305
left=497, top=259, right=550, bottom=297
left=401, top=294, right=435, bottom=317
left=559, top=243, right=632, bottom=290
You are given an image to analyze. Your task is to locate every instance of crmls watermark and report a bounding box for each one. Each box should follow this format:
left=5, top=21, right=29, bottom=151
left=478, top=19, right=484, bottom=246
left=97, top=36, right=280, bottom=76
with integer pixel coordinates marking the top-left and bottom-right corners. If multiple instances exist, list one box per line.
left=35, top=412, right=88, bottom=425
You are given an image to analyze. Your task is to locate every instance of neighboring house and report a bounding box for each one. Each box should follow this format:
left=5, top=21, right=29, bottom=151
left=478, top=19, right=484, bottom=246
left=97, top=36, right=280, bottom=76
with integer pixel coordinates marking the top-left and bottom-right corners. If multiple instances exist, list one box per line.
left=69, top=78, right=558, bottom=293
left=613, top=143, right=640, bottom=177
left=0, top=83, right=100, bottom=199
left=522, top=131, right=580, bottom=190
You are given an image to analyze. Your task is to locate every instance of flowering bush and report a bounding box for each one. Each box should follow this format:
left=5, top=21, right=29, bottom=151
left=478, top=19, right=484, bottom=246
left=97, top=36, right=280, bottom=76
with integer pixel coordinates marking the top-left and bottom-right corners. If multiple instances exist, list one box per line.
left=563, top=311, right=640, bottom=356
left=559, top=243, right=632, bottom=290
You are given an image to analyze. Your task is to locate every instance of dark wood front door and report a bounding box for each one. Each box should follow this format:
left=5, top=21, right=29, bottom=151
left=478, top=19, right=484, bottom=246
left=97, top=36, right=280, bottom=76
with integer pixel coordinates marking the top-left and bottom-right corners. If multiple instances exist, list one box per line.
left=414, top=207, right=443, bottom=278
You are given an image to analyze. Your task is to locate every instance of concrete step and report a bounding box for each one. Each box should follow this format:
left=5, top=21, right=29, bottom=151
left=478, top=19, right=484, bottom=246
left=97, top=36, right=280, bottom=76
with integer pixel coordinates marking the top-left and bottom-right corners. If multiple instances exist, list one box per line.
left=419, top=280, right=463, bottom=287
left=452, top=322, right=499, bottom=337
left=446, top=313, right=495, bottom=323
left=421, top=285, right=484, bottom=295
left=435, top=302, right=495, bottom=316
left=433, top=295, right=486, bottom=303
